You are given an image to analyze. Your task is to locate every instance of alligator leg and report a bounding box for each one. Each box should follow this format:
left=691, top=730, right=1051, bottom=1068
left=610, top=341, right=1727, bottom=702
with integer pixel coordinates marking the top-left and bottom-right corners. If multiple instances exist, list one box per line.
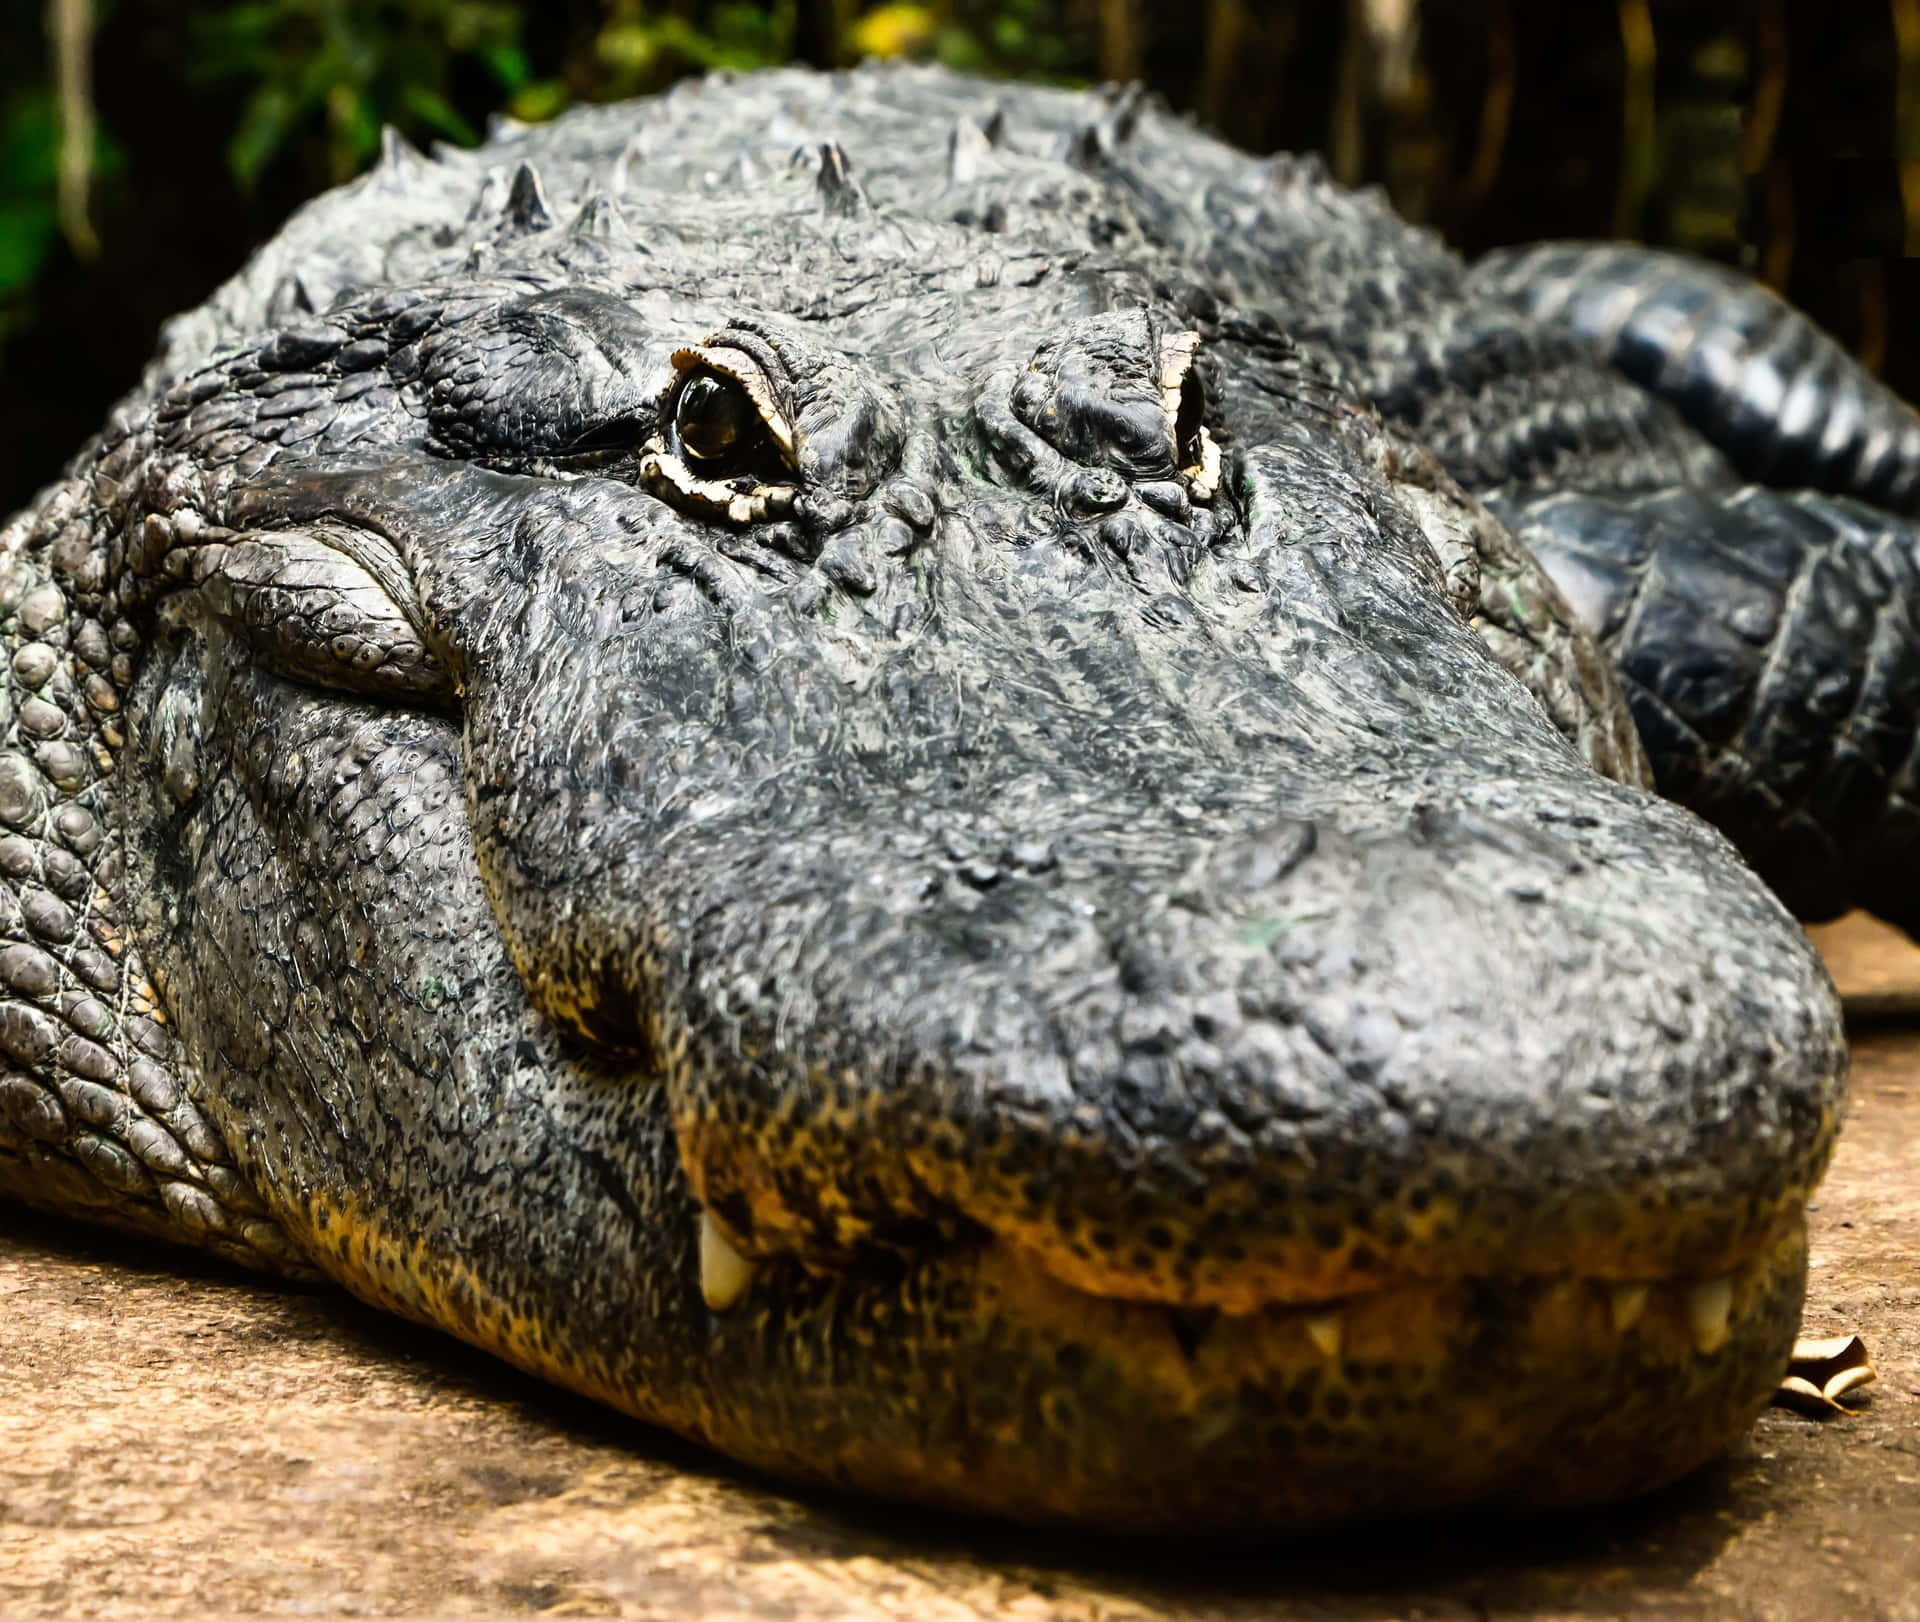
left=1488, top=482, right=1920, bottom=932
left=0, top=478, right=307, bottom=1271
left=1470, top=242, right=1920, bottom=514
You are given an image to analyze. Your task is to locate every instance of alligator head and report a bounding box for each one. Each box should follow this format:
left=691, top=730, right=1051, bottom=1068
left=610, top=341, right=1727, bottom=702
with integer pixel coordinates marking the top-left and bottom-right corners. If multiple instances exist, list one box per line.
left=0, top=66, right=1843, bottom=1531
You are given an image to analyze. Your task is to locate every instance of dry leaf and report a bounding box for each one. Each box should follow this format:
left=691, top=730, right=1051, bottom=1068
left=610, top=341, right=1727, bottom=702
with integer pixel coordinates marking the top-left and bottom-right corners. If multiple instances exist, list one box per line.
left=1771, top=1333, right=1876, bottom=1417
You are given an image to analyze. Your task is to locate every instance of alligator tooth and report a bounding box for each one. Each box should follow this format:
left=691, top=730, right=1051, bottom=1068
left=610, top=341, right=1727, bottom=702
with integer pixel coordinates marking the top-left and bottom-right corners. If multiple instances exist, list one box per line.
left=1304, top=1313, right=1344, bottom=1361
left=1608, top=1283, right=1649, bottom=1333
left=1688, top=1276, right=1734, bottom=1354
left=699, top=1211, right=756, bottom=1312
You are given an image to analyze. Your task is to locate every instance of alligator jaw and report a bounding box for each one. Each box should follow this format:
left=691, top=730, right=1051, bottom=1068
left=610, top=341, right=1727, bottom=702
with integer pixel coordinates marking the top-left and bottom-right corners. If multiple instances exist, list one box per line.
left=694, top=1193, right=1802, bottom=1362
left=671, top=1046, right=1832, bottom=1535
left=292, top=1158, right=1811, bottom=1537
left=681, top=1205, right=1813, bottom=1534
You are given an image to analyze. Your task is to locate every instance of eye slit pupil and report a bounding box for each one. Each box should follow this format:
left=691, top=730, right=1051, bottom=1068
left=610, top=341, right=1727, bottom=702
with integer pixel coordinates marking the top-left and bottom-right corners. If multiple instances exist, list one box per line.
left=1175, top=370, right=1206, bottom=467
left=675, top=372, right=756, bottom=467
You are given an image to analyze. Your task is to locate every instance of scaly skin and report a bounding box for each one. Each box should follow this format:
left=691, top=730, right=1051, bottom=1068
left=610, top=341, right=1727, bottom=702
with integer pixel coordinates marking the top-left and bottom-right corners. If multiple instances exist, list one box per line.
left=0, top=65, right=1879, bottom=1532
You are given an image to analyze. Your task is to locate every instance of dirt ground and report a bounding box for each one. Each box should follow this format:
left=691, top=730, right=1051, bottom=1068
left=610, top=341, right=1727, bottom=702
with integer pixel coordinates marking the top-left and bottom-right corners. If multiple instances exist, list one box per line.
left=1, top=916, right=1916, bottom=1621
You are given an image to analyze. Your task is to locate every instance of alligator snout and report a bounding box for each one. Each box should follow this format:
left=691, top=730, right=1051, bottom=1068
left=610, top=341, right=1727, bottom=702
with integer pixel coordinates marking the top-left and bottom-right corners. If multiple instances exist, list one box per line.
left=407, top=435, right=1841, bottom=1339
left=664, top=777, right=1838, bottom=1316
left=634, top=717, right=1837, bottom=1526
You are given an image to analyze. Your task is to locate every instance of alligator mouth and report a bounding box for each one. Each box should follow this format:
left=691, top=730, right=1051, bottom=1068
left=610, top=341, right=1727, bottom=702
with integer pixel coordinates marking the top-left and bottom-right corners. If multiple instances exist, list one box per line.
left=695, top=1198, right=1802, bottom=1368
left=987, top=1219, right=1798, bottom=1383
left=685, top=1055, right=1842, bottom=1334
left=684, top=1196, right=1811, bottom=1532
left=298, top=1151, right=1811, bottom=1535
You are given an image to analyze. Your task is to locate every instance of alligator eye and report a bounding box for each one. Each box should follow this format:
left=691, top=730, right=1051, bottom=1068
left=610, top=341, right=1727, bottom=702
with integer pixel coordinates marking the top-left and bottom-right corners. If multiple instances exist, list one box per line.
left=643, top=345, right=803, bottom=525
left=672, top=372, right=762, bottom=472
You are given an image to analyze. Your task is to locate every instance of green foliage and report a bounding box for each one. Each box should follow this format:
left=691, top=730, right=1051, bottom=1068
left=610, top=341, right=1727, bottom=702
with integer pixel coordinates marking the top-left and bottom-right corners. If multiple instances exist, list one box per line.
left=0, top=73, right=119, bottom=347
left=926, top=0, right=1085, bottom=78
left=0, top=0, right=1091, bottom=341
left=579, top=2, right=1090, bottom=102
left=175, top=1, right=1093, bottom=191
left=0, top=91, right=60, bottom=298
left=189, top=0, right=553, bottom=187
left=592, top=2, right=798, bottom=96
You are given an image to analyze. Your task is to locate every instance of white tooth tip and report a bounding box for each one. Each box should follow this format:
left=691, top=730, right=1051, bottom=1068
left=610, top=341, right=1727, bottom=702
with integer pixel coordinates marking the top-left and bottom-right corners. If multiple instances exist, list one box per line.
left=1304, top=1313, right=1344, bottom=1361
left=699, top=1209, right=756, bottom=1312
left=1608, top=1283, right=1649, bottom=1333
left=1688, top=1276, right=1734, bottom=1354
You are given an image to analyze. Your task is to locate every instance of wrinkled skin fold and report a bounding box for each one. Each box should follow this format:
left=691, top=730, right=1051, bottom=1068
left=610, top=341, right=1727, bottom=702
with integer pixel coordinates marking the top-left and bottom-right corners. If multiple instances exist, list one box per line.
left=0, top=65, right=1877, bottom=1532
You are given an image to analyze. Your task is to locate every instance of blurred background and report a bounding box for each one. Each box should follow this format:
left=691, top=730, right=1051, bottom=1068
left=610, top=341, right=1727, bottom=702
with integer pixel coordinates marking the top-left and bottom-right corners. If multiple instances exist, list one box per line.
left=3, top=0, right=1917, bottom=511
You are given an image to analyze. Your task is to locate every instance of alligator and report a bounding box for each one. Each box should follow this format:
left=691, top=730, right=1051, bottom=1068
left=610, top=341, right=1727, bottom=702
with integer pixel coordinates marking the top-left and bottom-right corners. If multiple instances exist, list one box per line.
left=5, top=62, right=1914, bottom=1533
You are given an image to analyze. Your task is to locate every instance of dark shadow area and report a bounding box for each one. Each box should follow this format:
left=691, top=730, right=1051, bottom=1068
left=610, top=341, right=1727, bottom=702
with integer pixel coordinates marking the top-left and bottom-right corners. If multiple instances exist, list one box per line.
left=737, top=1443, right=1773, bottom=1618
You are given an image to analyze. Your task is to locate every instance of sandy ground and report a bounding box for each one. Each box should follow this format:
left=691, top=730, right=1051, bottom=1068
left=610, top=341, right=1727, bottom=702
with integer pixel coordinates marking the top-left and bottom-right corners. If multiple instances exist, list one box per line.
left=1, top=915, right=1916, bottom=1621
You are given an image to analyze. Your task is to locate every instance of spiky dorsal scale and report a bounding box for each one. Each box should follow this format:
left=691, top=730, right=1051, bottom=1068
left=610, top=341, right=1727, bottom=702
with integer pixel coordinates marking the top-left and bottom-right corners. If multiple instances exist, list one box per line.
left=569, top=192, right=629, bottom=242
left=505, top=161, right=556, bottom=233
left=808, top=141, right=867, bottom=216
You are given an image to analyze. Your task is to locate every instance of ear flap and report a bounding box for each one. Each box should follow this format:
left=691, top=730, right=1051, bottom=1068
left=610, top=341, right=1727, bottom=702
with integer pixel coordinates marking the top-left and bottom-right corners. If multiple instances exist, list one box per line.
left=0, top=469, right=308, bottom=1274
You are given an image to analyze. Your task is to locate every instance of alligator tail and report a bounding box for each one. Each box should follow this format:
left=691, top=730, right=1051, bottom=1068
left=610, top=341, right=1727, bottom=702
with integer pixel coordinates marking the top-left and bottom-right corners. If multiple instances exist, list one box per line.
left=1470, top=242, right=1920, bottom=515
left=1489, top=483, right=1920, bottom=932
